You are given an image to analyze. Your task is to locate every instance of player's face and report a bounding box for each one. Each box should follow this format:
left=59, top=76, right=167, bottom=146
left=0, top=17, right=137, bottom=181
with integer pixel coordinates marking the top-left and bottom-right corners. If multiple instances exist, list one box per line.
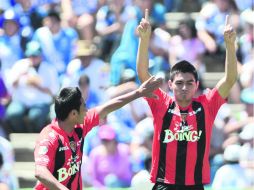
left=169, top=72, right=198, bottom=106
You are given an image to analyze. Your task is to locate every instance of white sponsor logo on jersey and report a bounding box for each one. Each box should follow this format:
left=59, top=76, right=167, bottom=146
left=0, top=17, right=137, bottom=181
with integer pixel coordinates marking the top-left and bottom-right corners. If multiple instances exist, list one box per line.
left=57, top=156, right=81, bottom=182
left=59, top=146, right=69, bottom=152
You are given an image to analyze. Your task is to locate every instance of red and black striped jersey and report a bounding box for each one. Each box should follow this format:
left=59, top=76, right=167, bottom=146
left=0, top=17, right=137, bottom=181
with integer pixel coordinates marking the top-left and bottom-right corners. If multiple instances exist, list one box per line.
left=145, top=88, right=226, bottom=185
left=34, top=109, right=99, bottom=190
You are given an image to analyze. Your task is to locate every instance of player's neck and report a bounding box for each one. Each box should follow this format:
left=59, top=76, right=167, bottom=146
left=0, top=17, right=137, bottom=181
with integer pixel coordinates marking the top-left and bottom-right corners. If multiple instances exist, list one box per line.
left=176, top=100, right=192, bottom=109
left=58, top=121, right=74, bottom=134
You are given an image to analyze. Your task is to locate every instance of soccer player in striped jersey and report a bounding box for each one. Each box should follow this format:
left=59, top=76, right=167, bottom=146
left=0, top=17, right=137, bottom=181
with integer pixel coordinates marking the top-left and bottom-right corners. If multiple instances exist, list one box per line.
left=34, top=76, right=162, bottom=190
left=136, top=9, right=237, bottom=190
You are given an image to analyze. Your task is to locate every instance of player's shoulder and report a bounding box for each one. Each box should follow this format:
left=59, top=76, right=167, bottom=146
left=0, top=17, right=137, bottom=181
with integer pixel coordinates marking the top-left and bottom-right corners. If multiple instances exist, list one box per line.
left=194, top=88, right=214, bottom=101
left=37, top=124, right=59, bottom=143
left=147, top=88, right=170, bottom=101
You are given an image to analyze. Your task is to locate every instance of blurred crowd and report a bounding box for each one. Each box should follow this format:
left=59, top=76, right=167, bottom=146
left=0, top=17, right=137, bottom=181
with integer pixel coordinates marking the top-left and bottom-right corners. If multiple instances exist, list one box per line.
left=0, top=0, right=253, bottom=189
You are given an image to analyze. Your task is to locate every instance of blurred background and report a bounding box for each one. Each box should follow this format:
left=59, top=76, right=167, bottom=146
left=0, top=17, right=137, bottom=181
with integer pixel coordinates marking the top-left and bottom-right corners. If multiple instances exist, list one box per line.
left=0, top=0, right=253, bottom=189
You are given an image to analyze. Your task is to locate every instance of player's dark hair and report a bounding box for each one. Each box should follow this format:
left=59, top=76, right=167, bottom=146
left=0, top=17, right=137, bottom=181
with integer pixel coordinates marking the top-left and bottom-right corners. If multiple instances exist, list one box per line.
left=54, top=87, right=82, bottom=121
left=170, top=60, right=198, bottom=82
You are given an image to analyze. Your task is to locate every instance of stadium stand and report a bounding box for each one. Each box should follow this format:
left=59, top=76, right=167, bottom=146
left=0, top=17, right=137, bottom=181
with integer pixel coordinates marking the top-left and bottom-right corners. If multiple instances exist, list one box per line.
left=10, top=133, right=37, bottom=188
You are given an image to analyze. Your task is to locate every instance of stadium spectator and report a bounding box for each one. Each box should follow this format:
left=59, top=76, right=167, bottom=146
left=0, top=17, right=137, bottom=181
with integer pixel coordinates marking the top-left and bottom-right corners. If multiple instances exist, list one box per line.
left=0, top=136, right=19, bottom=190
left=95, top=0, right=134, bottom=61
left=5, top=41, right=59, bottom=133
left=212, top=144, right=252, bottom=189
left=131, top=152, right=153, bottom=190
left=0, top=8, right=23, bottom=83
left=88, top=125, right=132, bottom=188
left=169, top=18, right=206, bottom=73
left=130, top=117, right=153, bottom=173
left=196, top=0, right=239, bottom=54
left=62, top=40, right=110, bottom=103
left=239, top=123, right=254, bottom=186
left=209, top=104, right=232, bottom=182
left=61, top=0, right=104, bottom=41
left=222, top=88, right=254, bottom=141
left=78, top=73, right=100, bottom=109
left=106, top=75, right=151, bottom=131
left=238, top=9, right=254, bottom=64
left=32, top=9, right=78, bottom=74
left=0, top=73, right=10, bottom=138
left=0, top=152, right=9, bottom=190
left=109, top=0, right=167, bottom=85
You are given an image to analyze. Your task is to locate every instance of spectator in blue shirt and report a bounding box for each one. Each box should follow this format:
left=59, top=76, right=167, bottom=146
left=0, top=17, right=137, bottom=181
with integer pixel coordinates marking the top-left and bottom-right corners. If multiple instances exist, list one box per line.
left=33, top=9, right=79, bottom=75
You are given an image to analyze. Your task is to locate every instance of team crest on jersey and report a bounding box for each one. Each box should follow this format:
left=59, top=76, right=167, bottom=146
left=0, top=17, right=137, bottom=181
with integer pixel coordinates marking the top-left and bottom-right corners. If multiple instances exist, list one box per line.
left=69, top=141, right=76, bottom=152
left=174, top=122, right=193, bottom=133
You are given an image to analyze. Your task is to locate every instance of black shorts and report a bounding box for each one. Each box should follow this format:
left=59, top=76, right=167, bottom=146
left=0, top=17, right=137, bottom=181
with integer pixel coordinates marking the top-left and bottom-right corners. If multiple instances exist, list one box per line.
left=152, top=182, right=204, bottom=190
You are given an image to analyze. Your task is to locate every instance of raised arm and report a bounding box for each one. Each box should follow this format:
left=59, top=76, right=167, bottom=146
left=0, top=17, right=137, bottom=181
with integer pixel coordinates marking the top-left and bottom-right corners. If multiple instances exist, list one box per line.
left=216, top=15, right=237, bottom=99
left=136, top=9, right=152, bottom=83
left=96, top=76, right=162, bottom=119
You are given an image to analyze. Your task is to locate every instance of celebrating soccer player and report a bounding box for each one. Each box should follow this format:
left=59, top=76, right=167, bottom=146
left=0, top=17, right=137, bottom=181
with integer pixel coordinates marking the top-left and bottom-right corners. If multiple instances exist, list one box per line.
left=136, top=9, right=237, bottom=190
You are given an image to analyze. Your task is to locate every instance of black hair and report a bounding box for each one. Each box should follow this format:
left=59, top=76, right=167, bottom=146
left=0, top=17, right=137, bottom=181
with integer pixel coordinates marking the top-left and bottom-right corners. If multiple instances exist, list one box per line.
left=54, top=87, right=82, bottom=121
left=78, top=74, right=90, bottom=86
left=179, top=18, right=197, bottom=38
left=170, top=60, right=198, bottom=82
left=47, top=10, right=61, bottom=22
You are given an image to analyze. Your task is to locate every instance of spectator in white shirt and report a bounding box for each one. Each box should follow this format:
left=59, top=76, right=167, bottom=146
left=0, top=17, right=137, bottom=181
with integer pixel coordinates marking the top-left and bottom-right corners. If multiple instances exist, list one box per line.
left=212, top=144, right=252, bottom=189
left=5, top=41, right=59, bottom=132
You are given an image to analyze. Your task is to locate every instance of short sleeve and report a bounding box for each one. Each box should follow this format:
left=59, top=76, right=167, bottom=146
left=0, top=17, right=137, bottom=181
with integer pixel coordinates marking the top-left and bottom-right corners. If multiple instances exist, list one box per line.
left=83, top=108, right=100, bottom=136
left=205, top=88, right=227, bottom=117
left=34, top=130, right=58, bottom=167
left=144, top=89, right=170, bottom=114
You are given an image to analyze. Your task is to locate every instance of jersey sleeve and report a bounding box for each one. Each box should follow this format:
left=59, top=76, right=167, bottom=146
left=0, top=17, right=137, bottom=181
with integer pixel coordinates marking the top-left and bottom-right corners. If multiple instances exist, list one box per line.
left=34, top=129, right=58, bottom=168
left=83, top=108, right=100, bottom=136
left=205, top=88, right=227, bottom=118
left=144, top=89, right=170, bottom=115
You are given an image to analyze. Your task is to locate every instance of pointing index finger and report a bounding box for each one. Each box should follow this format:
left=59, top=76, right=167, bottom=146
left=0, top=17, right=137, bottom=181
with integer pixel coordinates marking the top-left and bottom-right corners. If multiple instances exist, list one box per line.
left=145, top=9, right=149, bottom=21
left=225, top=15, right=229, bottom=26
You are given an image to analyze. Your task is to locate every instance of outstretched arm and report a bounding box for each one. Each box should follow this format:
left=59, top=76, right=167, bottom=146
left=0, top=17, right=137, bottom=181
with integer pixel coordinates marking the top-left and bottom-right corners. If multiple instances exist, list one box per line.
left=216, top=15, right=238, bottom=99
left=96, top=76, right=162, bottom=119
left=136, top=9, right=152, bottom=83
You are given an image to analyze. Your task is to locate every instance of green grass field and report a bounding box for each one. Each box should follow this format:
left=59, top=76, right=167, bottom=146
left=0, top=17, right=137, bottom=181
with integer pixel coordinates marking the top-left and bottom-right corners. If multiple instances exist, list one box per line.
left=20, top=188, right=254, bottom=190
